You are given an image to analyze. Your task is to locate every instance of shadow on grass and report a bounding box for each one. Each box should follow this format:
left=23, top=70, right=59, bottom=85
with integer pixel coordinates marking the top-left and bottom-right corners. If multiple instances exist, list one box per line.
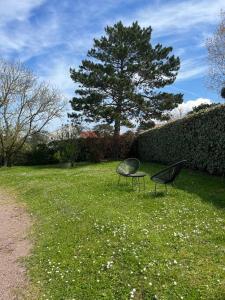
left=22, top=160, right=121, bottom=171
left=10, top=160, right=225, bottom=210
left=139, top=162, right=225, bottom=209
left=20, top=161, right=98, bottom=170
left=111, top=171, right=168, bottom=198
left=176, top=168, right=225, bottom=210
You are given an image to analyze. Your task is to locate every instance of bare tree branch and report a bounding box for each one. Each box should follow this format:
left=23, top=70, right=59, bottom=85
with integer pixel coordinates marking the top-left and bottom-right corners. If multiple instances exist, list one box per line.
left=0, top=58, right=66, bottom=166
left=206, top=10, right=225, bottom=96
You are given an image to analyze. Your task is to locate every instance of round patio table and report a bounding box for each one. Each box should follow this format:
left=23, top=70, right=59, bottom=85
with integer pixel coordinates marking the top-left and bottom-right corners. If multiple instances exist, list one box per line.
left=129, top=171, right=146, bottom=192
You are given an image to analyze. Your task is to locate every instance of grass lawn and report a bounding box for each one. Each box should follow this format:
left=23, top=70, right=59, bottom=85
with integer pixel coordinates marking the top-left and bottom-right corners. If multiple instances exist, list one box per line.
left=0, top=162, right=225, bottom=300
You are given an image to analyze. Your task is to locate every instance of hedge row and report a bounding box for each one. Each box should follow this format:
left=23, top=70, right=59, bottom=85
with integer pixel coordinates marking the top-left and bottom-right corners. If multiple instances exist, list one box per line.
left=20, top=134, right=137, bottom=166
left=138, top=105, right=225, bottom=175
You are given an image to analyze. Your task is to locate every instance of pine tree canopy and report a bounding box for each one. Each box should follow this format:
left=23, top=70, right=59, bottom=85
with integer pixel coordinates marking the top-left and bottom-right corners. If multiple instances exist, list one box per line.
left=69, top=21, right=183, bottom=136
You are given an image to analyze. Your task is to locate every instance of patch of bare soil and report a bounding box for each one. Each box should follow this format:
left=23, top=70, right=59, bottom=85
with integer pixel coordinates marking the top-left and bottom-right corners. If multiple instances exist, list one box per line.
left=0, top=190, right=32, bottom=299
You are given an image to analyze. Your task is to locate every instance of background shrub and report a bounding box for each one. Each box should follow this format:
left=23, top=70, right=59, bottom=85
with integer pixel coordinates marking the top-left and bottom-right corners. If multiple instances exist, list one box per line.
left=26, top=143, right=58, bottom=165
left=10, top=134, right=137, bottom=166
left=79, top=134, right=137, bottom=162
left=138, top=105, right=225, bottom=175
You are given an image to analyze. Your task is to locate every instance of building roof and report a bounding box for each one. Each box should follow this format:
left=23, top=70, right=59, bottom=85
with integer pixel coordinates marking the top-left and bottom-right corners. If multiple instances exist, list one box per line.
left=79, top=131, right=98, bottom=138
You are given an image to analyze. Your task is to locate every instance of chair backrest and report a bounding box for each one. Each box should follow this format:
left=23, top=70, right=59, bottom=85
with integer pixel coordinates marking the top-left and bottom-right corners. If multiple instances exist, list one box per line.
left=168, top=160, right=186, bottom=182
left=151, top=160, right=187, bottom=183
left=116, top=158, right=140, bottom=176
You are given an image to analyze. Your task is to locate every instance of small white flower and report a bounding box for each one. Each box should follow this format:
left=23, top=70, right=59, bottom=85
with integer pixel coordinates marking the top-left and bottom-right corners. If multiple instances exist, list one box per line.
left=130, top=288, right=136, bottom=298
left=106, top=261, right=113, bottom=269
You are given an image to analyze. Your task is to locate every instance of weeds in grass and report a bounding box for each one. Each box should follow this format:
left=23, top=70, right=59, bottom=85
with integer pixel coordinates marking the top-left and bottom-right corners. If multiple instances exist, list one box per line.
left=0, top=162, right=224, bottom=299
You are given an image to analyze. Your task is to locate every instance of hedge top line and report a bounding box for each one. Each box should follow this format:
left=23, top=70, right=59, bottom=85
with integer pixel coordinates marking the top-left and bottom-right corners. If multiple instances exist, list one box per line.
left=139, top=103, right=225, bottom=136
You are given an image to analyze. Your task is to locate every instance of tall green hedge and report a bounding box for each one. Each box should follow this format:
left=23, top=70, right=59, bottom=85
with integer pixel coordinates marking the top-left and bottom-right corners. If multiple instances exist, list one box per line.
left=138, top=105, right=225, bottom=175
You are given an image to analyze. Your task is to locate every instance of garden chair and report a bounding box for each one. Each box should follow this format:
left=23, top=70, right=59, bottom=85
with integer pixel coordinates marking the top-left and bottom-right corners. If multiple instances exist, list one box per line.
left=151, top=160, right=187, bottom=194
left=116, top=158, right=140, bottom=184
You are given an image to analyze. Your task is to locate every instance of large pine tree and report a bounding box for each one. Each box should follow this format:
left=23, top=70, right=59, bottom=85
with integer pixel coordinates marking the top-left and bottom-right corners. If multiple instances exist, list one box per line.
left=69, top=21, right=183, bottom=136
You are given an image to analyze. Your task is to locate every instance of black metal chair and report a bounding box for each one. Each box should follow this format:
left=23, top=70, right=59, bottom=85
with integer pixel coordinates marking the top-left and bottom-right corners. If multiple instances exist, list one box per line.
left=116, top=158, right=140, bottom=184
left=151, top=160, right=187, bottom=194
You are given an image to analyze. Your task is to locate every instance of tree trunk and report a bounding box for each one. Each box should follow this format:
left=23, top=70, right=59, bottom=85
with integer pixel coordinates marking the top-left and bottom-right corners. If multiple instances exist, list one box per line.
left=2, top=152, right=12, bottom=167
left=113, top=119, right=121, bottom=159
left=3, top=156, right=8, bottom=167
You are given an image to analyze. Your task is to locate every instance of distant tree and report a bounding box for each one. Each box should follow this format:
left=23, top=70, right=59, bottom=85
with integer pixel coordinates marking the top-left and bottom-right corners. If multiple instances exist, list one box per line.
left=122, top=130, right=136, bottom=137
left=60, top=140, right=78, bottom=167
left=170, top=105, right=186, bottom=120
left=28, top=131, right=49, bottom=148
left=69, top=21, right=183, bottom=139
left=187, top=103, right=219, bottom=115
left=93, top=124, right=114, bottom=137
left=206, top=10, right=225, bottom=96
left=221, top=87, right=225, bottom=99
left=137, top=120, right=155, bottom=132
left=0, top=59, right=65, bottom=166
left=55, top=123, right=83, bottom=140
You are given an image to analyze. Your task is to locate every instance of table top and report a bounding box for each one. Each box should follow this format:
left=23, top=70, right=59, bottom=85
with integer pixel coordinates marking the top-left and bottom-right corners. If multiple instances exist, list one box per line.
left=129, top=172, right=146, bottom=178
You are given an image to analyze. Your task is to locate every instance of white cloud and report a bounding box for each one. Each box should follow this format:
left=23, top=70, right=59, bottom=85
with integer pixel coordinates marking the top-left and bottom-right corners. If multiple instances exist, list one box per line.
left=176, top=58, right=208, bottom=81
left=36, top=54, right=79, bottom=97
left=0, top=22, right=60, bottom=61
left=0, top=0, right=62, bottom=61
left=119, top=0, right=224, bottom=81
left=177, top=66, right=207, bottom=81
left=171, top=98, right=212, bottom=118
left=0, top=0, right=45, bottom=25
left=134, top=0, right=224, bottom=36
left=37, top=56, right=76, bottom=131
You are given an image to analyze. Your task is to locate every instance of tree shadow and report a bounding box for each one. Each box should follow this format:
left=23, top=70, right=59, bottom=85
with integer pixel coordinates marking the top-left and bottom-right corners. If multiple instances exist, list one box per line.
left=22, top=161, right=98, bottom=170
left=175, top=168, right=225, bottom=210
left=12, top=160, right=225, bottom=210
left=138, top=162, right=225, bottom=209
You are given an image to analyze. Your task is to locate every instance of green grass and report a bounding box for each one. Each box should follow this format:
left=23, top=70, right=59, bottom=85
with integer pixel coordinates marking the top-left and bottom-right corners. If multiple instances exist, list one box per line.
left=0, top=162, right=225, bottom=300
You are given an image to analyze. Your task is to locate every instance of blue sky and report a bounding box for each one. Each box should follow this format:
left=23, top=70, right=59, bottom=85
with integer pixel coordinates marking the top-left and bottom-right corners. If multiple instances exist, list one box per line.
left=0, top=0, right=224, bottom=130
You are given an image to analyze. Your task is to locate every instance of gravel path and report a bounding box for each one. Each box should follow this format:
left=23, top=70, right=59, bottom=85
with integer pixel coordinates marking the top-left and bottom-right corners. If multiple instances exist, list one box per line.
left=0, top=190, right=32, bottom=299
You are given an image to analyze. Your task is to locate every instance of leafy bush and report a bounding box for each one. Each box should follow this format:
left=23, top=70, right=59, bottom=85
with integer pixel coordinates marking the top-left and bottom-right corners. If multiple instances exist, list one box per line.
left=14, top=134, right=137, bottom=166
left=79, top=135, right=136, bottom=162
left=26, top=143, right=58, bottom=165
left=138, top=105, right=225, bottom=175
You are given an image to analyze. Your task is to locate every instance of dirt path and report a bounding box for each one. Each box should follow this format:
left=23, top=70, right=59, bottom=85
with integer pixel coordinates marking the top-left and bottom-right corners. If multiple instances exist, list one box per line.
left=0, top=190, right=32, bottom=299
